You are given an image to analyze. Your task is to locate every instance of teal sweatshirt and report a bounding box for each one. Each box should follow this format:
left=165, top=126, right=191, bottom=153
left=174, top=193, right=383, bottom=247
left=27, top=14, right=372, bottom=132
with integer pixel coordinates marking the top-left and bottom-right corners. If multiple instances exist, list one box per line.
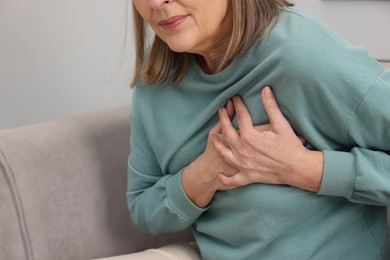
left=127, top=8, right=390, bottom=259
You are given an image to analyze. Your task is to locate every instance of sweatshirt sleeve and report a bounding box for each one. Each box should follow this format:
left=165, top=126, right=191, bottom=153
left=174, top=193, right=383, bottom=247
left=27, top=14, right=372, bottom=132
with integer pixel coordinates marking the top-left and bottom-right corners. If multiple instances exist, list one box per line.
left=319, top=69, right=390, bottom=206
left=126, top=95, right=207, bottom=236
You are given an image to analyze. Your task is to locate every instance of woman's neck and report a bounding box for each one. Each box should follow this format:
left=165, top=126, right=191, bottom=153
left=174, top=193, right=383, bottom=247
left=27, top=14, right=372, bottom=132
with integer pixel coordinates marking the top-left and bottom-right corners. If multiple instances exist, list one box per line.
left=196, top=4, right=233, bottom=75
left=197, top=55, right=218, bottom=74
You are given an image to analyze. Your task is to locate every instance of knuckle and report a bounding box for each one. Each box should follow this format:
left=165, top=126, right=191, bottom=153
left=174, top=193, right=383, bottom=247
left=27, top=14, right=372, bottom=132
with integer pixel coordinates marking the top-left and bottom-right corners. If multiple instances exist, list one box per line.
left=220, top=149, right=227, bottom=157
left=221, top=149, right=230, bottom=159
left=241, top=132, right=252, bottom=144
left=230, top=178, right=240, bottom=187
left=247, top=174, right=257, bottom=184
left=242, top=161, right=252, bottom=171
left=263, top=100, right=276, bottom=110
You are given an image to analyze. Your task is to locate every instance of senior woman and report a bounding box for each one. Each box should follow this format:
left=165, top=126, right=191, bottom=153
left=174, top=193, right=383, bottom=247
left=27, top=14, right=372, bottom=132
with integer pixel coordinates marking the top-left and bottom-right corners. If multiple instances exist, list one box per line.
left=127, top=0, right=390, bottom=259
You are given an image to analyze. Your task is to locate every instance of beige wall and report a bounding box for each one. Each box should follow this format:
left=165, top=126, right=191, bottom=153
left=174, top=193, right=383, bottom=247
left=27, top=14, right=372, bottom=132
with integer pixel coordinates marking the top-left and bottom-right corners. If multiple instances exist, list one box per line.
left=294, top=0, right=390, bottom=61
left=1, top=1, right=389, bottom=129
left=0, top=0, right=133, bottom=129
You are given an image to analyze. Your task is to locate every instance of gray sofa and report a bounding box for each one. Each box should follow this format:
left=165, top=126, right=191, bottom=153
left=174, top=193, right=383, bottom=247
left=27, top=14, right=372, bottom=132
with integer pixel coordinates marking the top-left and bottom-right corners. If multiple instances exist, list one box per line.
left=0, top=106, right=389, bottom=259
left=0, top=106, right=194, bottom=260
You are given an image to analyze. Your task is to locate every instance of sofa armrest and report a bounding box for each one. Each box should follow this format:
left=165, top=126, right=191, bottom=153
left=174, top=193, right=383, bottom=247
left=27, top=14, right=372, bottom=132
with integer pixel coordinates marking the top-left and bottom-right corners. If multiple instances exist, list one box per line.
left=0, top=106, right=194, bottom=260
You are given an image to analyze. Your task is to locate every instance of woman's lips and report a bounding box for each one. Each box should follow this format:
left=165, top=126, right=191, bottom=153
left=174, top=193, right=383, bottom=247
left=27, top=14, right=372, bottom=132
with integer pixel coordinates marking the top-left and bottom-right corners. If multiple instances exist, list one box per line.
left=159, top=15, right=188, bottom=30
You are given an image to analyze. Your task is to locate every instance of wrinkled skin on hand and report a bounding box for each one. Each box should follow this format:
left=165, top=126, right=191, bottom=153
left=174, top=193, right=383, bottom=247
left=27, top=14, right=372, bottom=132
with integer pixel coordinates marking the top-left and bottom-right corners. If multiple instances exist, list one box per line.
left=212, top=86, right=323, bottom=192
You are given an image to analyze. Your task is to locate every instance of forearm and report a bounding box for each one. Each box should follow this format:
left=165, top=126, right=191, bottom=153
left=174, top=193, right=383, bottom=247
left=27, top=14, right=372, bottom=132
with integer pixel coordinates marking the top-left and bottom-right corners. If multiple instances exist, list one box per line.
left=127, top=161, right=206, bottom=235
left=319, top=149, right=390, bottom=206
left=318, top=70, right=390, bottom=205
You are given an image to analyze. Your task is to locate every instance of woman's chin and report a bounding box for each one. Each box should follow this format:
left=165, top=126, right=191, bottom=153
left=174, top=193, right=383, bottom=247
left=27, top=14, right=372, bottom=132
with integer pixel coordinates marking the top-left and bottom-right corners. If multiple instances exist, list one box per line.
left=166, top=42, right=194, bottom=54
left=168, top=46, right=188, bottom=53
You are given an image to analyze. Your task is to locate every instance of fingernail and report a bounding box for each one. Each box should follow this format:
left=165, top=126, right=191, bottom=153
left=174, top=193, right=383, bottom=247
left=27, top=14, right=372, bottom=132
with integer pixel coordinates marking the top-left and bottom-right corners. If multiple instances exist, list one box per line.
left=218, top=108, right=222, bottom=115
left=264, top=86, right=273, bottom=97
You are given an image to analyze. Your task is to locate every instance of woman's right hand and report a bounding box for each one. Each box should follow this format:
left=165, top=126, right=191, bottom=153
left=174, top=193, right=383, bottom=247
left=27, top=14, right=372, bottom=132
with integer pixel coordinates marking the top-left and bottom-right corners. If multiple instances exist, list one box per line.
left=182, top=100, right=239, bottom=208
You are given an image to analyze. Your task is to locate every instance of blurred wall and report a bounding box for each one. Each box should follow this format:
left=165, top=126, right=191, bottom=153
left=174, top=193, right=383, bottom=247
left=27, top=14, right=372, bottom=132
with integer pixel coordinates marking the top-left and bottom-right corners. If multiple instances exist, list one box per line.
left=1, top=0, right=389, bottom=129
left=293, top=0, right=390, bottom=61
left=0, top=0, right=134, bottom=129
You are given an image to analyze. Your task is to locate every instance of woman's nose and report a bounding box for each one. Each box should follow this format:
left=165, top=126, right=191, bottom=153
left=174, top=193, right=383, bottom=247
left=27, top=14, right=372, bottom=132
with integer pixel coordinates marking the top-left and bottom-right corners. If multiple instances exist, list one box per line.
left=146, top=0, right=172, bottom=9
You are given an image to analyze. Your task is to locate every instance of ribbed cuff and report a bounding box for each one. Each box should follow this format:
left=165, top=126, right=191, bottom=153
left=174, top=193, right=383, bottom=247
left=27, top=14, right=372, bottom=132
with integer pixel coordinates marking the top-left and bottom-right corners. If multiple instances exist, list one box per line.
left=318, top=150, right=356, bottom=199
left=165, top=169, right=208, bottom=221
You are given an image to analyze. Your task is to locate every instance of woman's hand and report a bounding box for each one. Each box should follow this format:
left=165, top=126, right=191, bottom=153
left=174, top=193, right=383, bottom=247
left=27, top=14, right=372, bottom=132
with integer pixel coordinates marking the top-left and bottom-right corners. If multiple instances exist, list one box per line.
left=212, top=86, right=324, bottom=192
left=182, top=100, right=239, bottom=208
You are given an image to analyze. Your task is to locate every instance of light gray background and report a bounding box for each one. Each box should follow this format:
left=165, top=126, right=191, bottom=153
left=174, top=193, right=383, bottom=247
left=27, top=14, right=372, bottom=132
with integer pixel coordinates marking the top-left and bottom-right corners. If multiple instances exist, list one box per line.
left=0, top=0, right=389, bottom=130
left=294, top=0, right=390, bottom=61
left=0, top=0, right=134, bottom=129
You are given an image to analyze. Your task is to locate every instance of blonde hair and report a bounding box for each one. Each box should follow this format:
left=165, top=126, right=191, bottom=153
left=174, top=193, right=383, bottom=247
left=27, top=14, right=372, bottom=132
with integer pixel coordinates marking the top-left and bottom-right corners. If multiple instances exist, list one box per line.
left=131, top=0, right=293, bottom=87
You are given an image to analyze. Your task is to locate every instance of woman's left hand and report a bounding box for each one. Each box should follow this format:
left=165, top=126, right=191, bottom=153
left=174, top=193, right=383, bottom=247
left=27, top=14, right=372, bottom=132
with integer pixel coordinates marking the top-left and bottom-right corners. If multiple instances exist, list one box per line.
left=212, top=86, right=324, bottom=192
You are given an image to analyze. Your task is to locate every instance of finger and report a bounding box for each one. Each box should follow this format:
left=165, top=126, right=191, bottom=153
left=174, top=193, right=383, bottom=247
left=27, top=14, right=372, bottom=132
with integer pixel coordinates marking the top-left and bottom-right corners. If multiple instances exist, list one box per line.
left=225, top=99, right=235, bottom=120
left=209, top=120, right=222, bottom=135
left=261, top=86, right=289, bottom=129
left=233, top=96, right=254, bottom=135
left=219, top=107, right=240, bottom=144
left=217, top=172, right=248, bottom=187
left=210, top=100, right=236, bottom=136
left=217, top=173, right=237, bottom=187
left=298, top=136, right=306, bottom=145
left=211, top=133, right=239, bottom=167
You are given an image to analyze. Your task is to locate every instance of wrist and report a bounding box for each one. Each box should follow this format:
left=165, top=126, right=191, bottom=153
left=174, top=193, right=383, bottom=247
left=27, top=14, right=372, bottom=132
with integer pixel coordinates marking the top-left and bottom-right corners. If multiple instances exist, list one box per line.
left=288, top=149, right=324, bottom=192
left=182, top=157, right=218, bottom=208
